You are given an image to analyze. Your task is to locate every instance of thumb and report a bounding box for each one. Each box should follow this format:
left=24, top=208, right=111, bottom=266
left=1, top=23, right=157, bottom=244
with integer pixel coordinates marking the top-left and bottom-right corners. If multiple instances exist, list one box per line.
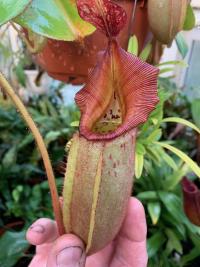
left=47, top=234, right=86, bottom=267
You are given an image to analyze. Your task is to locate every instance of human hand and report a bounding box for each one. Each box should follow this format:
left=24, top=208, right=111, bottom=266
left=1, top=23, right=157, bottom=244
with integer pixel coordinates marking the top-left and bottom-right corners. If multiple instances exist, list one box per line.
left=26, top=197, right=147, bottom=267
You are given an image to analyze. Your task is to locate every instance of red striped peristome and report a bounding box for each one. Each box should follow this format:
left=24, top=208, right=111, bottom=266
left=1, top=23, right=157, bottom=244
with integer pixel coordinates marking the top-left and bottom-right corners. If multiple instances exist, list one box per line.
left=75, top=39, right=159, bottom=141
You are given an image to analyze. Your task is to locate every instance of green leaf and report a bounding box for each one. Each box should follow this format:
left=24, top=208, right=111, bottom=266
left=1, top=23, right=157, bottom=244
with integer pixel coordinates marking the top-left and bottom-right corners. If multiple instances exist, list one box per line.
left=158, top=191, right=185, bottom=223
left=12, top=185, right=23, bottom=202
left=135, top=152, right=144, bottom=179
left=0, top=0, right=30, bottom=26
left=136, top=191, right=158, bottom=201
left=190, top=232, right=200, bottom=247
left=158, top=191, right=200, bottom=236
left=162, top=211, right=186, bottom=239
left=191, top=99, right=200, bottom=128
left=2, top=146, right=17, bottom=167
left=44, top=131, right=61, bottom=146
left=147, top=231, right=166, bottom=258
left=15, top=0, right=95, bottom=41
left=157, top=60, right=187, bottom=67
left=136, top=142, right=146, bottom=155
left=14, top=64, right=27, bottom=87
left=147, top=202, right=161, bottom=225
left=45, top=99, right=59, bottom=118
left=162, top=117, right=200, bottom=134
left=155, top=141, right=200, bottom=178
left=146, top=129, right=162, bottom=143
left=146, top=146, right=161, bottom=163
left=70, top=120, right=80, bottom=127
left=151, top=118, right=158, bottom=125
left=142, top=89, right=168, bottom=130
left=164, top=163, right=189, bottom=190
left=175, top=33, right=189, bottom=58
left=18, top=134, right=34, bottom=149
left=159, top=67, right=174, bottom=75
left=128, top=35, right=138, bottom=56
left=139, top=43, right=152, bottom=61
left=158, top=148, right=178, bottom=171
left=0, top=230, right=29, bottom=267
left=181, top=247, right=200, bottom=266
left=165, top=228, right=183, bottom=254
left=183, top=4, right=196, bottom=31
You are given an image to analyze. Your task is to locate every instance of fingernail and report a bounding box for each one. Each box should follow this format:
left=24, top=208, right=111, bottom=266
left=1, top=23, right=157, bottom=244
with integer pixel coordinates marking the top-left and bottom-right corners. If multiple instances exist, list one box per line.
left=56, top=246, right=84, bottom=267
left=29, top=224, right=45, bottom=233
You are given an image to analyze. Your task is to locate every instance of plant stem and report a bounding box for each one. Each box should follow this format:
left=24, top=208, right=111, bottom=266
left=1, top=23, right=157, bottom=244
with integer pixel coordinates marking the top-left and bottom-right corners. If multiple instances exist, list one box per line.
left=0, top=72, right=65, bottom=235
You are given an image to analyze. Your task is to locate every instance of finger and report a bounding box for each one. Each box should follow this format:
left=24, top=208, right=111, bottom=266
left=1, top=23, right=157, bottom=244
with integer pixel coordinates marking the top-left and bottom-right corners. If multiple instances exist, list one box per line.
left=86, top=242, right=114, bottom=267
left=120, top=197, right=147, bottom=242
left=111, top=197, right=148, bottom=267
left=26, top=218, right=58, bottom=246
left=28, top=253, right=47, bottom=267
left=47, top=234, right=86, bottom=267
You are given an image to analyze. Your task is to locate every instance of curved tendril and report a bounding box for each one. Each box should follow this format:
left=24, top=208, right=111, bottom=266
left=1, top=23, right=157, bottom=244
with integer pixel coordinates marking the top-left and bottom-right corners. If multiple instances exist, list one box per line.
left=0, top=72, right=65, bottom=235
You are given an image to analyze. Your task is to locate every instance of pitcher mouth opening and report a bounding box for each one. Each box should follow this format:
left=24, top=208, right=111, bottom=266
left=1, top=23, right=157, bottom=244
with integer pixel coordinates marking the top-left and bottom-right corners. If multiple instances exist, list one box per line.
left=75, top=40, right=159, bottom=141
